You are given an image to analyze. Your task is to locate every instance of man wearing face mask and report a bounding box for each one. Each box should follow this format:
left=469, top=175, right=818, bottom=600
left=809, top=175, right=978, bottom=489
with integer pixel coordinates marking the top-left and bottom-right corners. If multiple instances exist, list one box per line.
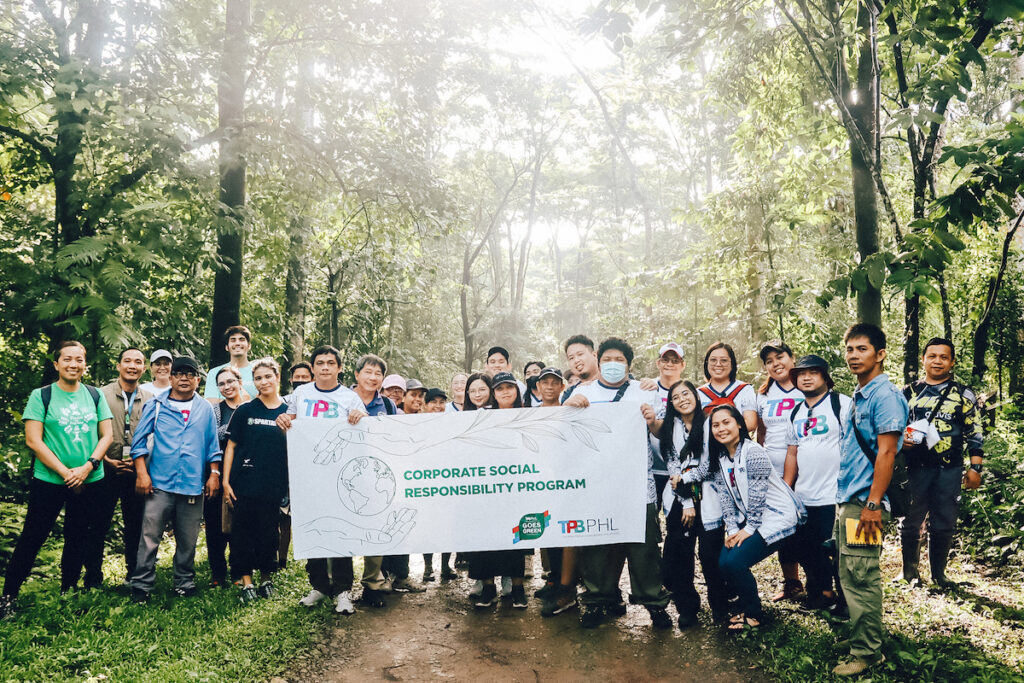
left=562, top=337, right=672, bottom=630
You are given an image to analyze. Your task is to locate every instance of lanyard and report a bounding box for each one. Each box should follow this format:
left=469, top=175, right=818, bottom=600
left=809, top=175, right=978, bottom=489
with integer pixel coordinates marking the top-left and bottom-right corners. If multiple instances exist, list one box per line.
left=121, top=389, right=137, bottom=441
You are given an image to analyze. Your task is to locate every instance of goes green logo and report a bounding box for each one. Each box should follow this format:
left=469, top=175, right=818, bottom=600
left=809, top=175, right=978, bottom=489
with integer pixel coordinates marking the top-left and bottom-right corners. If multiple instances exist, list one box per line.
left=512, top=510, right=551, bottom=544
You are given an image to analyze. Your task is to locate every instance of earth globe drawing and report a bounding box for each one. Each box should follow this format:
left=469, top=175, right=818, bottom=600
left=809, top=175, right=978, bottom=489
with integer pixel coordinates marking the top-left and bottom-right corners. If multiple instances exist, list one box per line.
left=337, top=456, right=397, bottom=516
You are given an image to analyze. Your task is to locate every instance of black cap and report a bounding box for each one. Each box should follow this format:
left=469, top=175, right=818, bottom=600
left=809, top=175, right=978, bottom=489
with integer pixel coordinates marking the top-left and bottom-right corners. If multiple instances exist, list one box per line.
left=790, top=354, right=834, bottom=388
left=538, top=367, right=564, bottom=381
left=492, top=372, right=517, bottom=387
left=425, top=388, right=448, bottom=403
left=759, top=339, right=793, bottom=363
left=171, top=356, right=200, bottom=374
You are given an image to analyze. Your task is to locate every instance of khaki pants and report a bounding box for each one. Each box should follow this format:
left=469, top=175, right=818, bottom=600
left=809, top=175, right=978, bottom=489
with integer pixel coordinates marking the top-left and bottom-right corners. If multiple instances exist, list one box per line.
left=836, top=501, right=889, bottom=658
left=579, top=503, right=670, bottom=609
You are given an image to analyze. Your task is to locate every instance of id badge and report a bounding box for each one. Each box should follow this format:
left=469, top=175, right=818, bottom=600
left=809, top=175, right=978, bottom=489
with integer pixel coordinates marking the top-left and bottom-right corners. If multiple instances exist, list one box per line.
left=122, top=445, right=132, bottom=460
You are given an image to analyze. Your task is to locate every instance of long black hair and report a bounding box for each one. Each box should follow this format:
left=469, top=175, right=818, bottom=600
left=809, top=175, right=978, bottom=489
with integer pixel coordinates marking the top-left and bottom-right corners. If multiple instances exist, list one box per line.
left=707, top=404, right=752, bottom=475
left=490, top=380, right=523, bottom=409
left=659, top=380, right=705, bottom=465
left=703, top=341, right=738, bottom=383
left=523, top=375, right=539, bottom=407
left=463, top=372, right=493, bottom=411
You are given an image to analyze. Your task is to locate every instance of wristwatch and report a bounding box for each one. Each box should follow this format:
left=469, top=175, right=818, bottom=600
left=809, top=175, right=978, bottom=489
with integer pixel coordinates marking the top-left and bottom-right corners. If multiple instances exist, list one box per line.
left=865, top=500, right=879, bottom=511
left=969, top=463, right=983, bottom=474
left=87, top=457, right=102, bottom=471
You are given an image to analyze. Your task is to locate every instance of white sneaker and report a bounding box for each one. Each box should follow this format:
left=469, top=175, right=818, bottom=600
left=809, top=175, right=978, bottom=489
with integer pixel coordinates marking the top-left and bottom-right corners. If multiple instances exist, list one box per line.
left=500, top=576, right=512, bottom=598
left=299, top=588, right=327, bottom=607
left=335, top=591, right=355, bottom=614
left=470, top=579, right=484, bottom=597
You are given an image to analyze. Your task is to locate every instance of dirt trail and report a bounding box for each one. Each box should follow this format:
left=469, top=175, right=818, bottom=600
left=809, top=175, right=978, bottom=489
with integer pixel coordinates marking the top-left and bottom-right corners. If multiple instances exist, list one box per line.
left=284, top=559, right=770, bottom=682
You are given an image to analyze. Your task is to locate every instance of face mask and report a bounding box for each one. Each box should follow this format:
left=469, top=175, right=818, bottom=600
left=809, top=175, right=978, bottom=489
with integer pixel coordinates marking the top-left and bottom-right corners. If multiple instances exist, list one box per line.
left=601, top=361, right=628, bottom=384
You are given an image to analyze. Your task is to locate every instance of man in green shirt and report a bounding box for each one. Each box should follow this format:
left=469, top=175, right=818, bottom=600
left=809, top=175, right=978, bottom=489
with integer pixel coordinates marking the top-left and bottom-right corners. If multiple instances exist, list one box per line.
left=1, top=341, right=113, bottom=618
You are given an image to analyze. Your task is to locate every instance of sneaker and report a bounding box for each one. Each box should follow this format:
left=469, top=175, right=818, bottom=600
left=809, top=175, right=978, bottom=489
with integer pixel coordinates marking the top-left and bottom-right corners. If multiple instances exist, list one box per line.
left=469, top=579, right=484, bottom=597
left=534, top=581, right=557, bottom=601
left=833, top=654, right=885, bottom=677
left=256, top=581, right=275, bottom=599
left=541, top=587, right=577, bottom=617
left=579, top=604, right=604, bottom=628
left=299, top=588, right=328, bottom=607
left=422, top=569, right=435, bottom=583
left=440, top=567, right=457, bottom=582
left=511, top=585, right=528, bottom=608
left=361, top=588, right=387, bottom=608
left=677, top=611, right=699, bottom=629
left=173, top=586, right=197, bottom=598
left=240, top=585, right=258, bottom=605
left=335, top=591, right=355, bottom=614
left=500, top=576, right=512, bottom=599
left=473, top=584, right=498, bottom=608
left=381, top=577, right=394, bottom=593
left=0, top=595, right=15, bottom=619
left=130, top=588, right=150, bottom=604
left=607, top=601, right=627, bottom=617
left=392, top=577, right=426, bottom=593
left=210, top=578, right=224, bottom=589
left=648, top=607, right=672, bottom=629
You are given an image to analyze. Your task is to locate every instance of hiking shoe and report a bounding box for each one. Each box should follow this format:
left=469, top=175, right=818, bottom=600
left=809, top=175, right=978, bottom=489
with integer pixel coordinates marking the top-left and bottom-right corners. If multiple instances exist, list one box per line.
left=361, top=588, right=387, bottom=608
left=173, top=586, right=197, bottom=598
left=511, top=585, right=528, bottom=609
left=648, top=607, right=672, bottom=629
left=469, top=579, right=484, bottom=597
left=833, top=654, right=885, bottom=677
left=299, top=589, right=327, bottom=607
left=534, top=581, right=557, bottom=601
left=579, top=604, right=604, bottom=628
left=440, top=567, right=457, bottom=582
left=677, top=611, right=699, bottom=629
left=335, top=591, right=355, bottom=615
left=772, top=579, right=806, bottom=602
left=474, top=584, right=498, bottom=608
left=381, top=577, right=394, bottom=593
left=0, top=595, right=14, bottom=619
left=130, top=588, right=150, bottom=604
left=541, top=587, right=577, bottom=617
left=240, top=585, right=258, bottom=605
left=256, top=581, right=275, bottom=599
left=392, top=577, right=426, bottom=593
left=422, top=568, right=435, bottom=583
left=500, top=576, right=512, bottom=599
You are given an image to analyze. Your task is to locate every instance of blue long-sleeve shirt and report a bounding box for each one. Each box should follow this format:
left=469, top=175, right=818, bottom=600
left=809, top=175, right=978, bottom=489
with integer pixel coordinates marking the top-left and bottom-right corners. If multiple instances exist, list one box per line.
left=131, top=393, right=222, bottom=496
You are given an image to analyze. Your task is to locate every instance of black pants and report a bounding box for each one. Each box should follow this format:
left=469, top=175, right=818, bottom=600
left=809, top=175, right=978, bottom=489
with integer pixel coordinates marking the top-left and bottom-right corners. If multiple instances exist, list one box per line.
left=307, top=557, right=354, bottom=595
left=662, top=499, right=703, bottom=616
left=91, top=469, right=144, bottom=582
left=382, top=554, right=410, bottom=580
left=698, top=524, right=728, bottom=614
left=794, top=504, right=837, bottom=596
left=467, top=550, right=525, bottom=580
left=230, top=497, right=279, bottom=578
left=3, top=478, right=103, bottom=597
left=204, top=493, right=230, bottom=581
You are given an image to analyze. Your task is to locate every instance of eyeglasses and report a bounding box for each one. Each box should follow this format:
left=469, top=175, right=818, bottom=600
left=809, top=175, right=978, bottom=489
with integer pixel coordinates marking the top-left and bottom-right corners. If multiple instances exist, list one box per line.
left=708, top=359, right=731, bottom=366
left=659, top=357, right=683, bottom=365
left=171, top=370, right=198, bottom=378
left=217, top=378, right=238, bottom=388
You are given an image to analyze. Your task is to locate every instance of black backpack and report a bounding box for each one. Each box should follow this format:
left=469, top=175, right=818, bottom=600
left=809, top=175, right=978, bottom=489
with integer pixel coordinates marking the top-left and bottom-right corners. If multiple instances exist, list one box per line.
left=40, top=383, right=102, bottom=421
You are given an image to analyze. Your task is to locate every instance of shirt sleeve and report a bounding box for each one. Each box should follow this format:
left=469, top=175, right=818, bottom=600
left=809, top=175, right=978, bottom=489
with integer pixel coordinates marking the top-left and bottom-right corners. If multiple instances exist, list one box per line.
left=225, top=403, right=244, bottom=445
left=96, top=392, right=114, bottom=422
left=873, top=385, right=909, bottom=436
left=962, top=388, right=984, bottom=455
left=23, top=389, right=44, bottom=422
left=737, top=385, right=758, bottom=415
left=785, top=416, right=800, bottom=447
left=204, top=367, right=222, bottom=400
left=715, top=468, right=741, bottom=535
left=205, top=405, right=223, bottom=463
left=130, top=400, right=156, bottom=458
left=741, top=443, right=772, bottom=535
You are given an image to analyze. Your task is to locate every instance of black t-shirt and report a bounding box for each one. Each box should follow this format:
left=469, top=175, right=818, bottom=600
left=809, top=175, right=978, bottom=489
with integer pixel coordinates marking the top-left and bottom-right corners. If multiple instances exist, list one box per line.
left=225, top=398, right=289, bottom=502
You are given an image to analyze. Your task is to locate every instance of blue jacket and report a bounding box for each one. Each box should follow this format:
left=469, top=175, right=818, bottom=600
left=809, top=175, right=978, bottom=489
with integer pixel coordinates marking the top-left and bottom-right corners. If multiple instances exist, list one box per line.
left=131, top=393, right=222, bottom=496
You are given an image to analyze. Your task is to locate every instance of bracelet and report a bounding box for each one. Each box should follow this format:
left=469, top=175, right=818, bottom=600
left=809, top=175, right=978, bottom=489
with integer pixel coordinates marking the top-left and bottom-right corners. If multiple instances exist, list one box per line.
left=209, top=471, right=221, bottom=477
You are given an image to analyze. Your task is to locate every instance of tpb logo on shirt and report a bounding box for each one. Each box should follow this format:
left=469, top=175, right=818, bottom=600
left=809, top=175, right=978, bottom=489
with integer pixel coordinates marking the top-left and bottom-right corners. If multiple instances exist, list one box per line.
left=512, top=511, right=550, bottom=544
left=795, top=415, right=833, bottom=436
left=302, top=399, right=343, bottom=418
left=765, top=397, right=803, bottom=417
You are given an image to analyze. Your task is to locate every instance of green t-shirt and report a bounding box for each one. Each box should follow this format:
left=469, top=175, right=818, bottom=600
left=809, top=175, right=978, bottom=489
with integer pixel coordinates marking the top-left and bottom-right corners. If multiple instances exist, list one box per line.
left=23, top=384, right=113, bottom=484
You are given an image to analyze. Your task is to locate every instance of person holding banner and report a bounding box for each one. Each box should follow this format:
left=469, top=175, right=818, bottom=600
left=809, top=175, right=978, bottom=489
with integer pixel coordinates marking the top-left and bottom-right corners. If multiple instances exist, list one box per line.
left=564, top=337, right=672, bottom=629
left=708, top=404, right=804, bottom=632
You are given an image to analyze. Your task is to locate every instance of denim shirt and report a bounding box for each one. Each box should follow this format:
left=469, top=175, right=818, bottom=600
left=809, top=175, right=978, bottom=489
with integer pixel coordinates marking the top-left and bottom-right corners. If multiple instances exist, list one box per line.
left=130, top=392, right=222, bottom=496
left=836, top=373, right=909, bottom=504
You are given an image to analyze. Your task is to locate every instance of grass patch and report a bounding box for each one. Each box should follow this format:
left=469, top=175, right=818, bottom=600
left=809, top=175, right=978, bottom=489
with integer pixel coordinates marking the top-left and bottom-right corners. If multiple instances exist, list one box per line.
left=0, top=521, right=334, bottom=682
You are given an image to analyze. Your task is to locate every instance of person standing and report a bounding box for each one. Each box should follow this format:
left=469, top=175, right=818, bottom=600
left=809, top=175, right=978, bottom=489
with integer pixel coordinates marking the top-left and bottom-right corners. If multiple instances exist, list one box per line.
left=564, top=337, right=672, bottom=629
left=899, top=337, right=984, bottom=588
left=223, top=359, right=289, bottom=604
left=277, top=361, right=313, bottom=570
left=648, top=342, right=686, bottom=504
left=277, top=347, right=382, bottom=613
left=139, top=349, right=173, bottom=398
left=1, top=342, right=114, bottom=617
left=832, top=323, right=908, bottom=677
left=561, top=335, right=599, bottom=403
left=446, top=373, right=468, bottom=412
left=485, top=346, right=527, bottom=393
left=784, top=355, right=851, bottom=609
left=462, top=372, right=495, bottom=598
left=204, top=325, right=258, bottom=400
left=423, top=388, right=447, bottom=413
left=207, top=366, right=245, bottom=587
left=129, top=356, right=222, bottom=602
left=93, top=348, right=152, bottom=587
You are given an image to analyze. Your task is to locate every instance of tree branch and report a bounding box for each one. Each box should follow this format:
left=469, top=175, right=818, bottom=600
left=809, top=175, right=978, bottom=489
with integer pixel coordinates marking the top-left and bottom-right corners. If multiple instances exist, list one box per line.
left=0, top=123, right=56, bottom=165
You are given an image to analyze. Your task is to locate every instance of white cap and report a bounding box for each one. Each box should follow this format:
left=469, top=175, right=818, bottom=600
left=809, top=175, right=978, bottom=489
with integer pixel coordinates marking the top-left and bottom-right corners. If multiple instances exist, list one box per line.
left=658, top=342, right=684, bottom=359
left=150, top=349, right=172, bottom=363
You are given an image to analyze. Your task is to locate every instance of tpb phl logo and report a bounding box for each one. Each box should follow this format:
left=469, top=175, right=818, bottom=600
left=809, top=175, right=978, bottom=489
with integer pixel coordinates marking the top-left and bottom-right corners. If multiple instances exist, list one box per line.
left=512, top=511, right=550, bottom=544
left=558, top=518, right=618, bottom=535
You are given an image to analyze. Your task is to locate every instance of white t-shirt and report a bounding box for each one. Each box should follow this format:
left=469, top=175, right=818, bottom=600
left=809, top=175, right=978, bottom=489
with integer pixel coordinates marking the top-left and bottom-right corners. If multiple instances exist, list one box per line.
left=756, top=382, right=805, bottom=475
left=697, top=381, right=757, bottom=415
left=445, top=401, right=462, bottom=413
left=647, top=381, right=673, bottom=476
left=139, top=381, right=170, bottom=399
left=785, top=391, right=851, bottom=506
left=570, top=380, right=659, bottom=504
left=286, top=383, right=363, bottom=421
left=167, top=397, right=195, bottom=424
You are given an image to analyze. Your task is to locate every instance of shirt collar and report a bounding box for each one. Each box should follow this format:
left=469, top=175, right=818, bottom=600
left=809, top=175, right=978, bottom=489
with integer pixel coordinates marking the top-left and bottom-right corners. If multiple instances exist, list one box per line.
left=855, top=372, right=889, bottom=400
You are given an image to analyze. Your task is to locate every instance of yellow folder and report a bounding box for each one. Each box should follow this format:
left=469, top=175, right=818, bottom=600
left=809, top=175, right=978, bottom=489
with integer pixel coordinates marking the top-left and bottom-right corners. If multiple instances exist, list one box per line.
left=845, top=518, right=883, bottom=547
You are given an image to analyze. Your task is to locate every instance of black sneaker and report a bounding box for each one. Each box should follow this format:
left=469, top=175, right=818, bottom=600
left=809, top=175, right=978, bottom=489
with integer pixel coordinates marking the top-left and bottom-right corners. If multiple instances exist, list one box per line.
left=579, top=604, right=604, bottom=628
left=256, top=581, right=275, bottom=599
left=240, top=585, right=258, bottom=605
left=130, top=588, right=150, bottom=604
left=440, top=567, right=457, bottom=582
left=511, top=585, right=528, bottom=609
left=173, top=586, right=197, bottom=598
left=541, top=587, right=577, bottom=617
left=607, top=601, right=627, bottom=617
left=677, top=611, right=699, bottom=629
left=0, top=595, right=14, bottom=619
left=648, top=607, right=672, bottom=629
left=361, top=588, right=387, bottom=608
left=534, top=581, right=557, bottom=601
left=473, top=584, right=498, bottom=608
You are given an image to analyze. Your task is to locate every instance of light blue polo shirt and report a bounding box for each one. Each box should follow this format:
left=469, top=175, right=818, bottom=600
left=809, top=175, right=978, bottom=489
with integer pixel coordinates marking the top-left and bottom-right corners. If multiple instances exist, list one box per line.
left=836, top=373, right=909, bottom=504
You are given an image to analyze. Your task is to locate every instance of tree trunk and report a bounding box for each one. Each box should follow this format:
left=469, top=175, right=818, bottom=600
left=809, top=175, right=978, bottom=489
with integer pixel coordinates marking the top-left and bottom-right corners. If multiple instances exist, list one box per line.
left=972, top=212, right=1023, bottom=383
left=283, top=217, right=307, bottom=366
left=209, top=0, right=250, bottom=367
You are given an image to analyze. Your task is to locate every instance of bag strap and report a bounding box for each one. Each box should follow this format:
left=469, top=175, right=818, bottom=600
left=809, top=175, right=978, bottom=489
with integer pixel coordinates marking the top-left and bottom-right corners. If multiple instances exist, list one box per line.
left=850, top=400, right=877, bottom=464
left=611, top=382, right=631, bottom=403
left=383, top=396, right=396, bottom=415
left=830, top=391, right=842, bottom=424
left=41, top=383, right=101, bottom=422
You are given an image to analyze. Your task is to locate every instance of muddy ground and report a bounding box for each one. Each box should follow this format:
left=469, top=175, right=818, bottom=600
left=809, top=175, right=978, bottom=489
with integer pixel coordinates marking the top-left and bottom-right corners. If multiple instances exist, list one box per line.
left=282, top=555, right=771, bottom=682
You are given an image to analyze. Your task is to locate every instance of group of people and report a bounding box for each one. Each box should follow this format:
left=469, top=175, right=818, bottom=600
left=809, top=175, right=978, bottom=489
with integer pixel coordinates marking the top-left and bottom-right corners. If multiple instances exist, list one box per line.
left=0, top=321, right=985, bottom=677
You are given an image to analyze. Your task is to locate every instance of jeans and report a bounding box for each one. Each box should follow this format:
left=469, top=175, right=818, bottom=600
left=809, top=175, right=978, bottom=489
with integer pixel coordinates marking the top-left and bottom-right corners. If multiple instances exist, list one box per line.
left=91, top=468, right=144, bottom=583
left=3, top=478, right=103, bottom=597
left=718, top=531, right=779, bottom=619
left=131, top=489, right=204, bottom=593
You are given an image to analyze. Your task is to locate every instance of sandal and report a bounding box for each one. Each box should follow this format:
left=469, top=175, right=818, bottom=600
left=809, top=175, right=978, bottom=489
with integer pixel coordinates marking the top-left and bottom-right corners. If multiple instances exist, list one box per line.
left=727, top=614, right=763, bottom=632
left=771, top=579, right=806, bottom=602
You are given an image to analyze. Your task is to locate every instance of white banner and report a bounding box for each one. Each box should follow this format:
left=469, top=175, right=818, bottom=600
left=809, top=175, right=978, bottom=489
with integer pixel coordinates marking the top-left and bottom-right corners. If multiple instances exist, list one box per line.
left=286, top=403, right=648, bottom=559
